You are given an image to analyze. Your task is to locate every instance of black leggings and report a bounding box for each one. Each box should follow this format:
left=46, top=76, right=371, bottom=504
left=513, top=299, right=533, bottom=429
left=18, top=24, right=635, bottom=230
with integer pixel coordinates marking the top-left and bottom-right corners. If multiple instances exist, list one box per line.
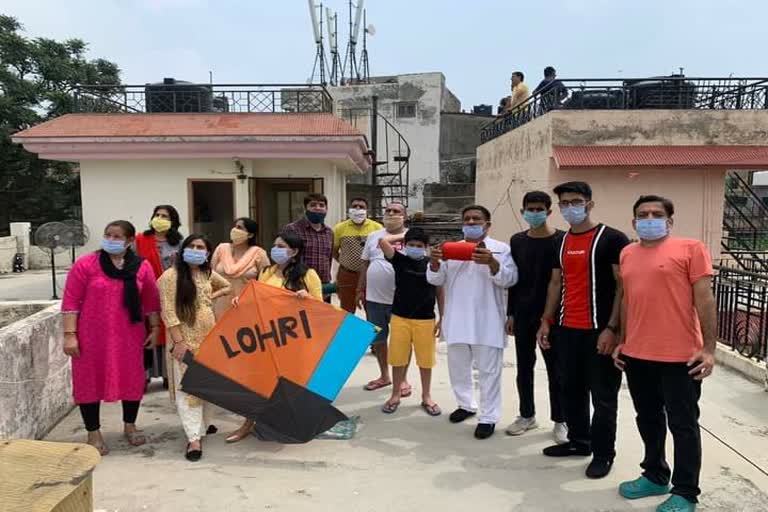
left=79, top=401, right=141, bottom=432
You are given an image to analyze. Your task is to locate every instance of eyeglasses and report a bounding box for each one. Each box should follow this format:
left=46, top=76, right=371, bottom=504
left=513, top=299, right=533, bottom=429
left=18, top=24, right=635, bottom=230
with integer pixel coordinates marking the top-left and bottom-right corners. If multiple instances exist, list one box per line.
left=558, top=199, right=587, bottom=208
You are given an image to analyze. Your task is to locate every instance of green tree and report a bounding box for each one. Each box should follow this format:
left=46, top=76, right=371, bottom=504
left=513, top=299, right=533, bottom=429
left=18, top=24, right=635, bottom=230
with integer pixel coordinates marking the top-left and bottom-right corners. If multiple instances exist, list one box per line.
left=0, top=15, right=121, bottom=234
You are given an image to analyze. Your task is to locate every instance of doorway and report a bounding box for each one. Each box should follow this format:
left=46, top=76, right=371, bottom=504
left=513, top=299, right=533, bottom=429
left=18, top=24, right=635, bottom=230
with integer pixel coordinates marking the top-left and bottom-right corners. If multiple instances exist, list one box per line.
left=250, top=178, right=324, bottom=247
left=189, top=179, right=235, bottom=246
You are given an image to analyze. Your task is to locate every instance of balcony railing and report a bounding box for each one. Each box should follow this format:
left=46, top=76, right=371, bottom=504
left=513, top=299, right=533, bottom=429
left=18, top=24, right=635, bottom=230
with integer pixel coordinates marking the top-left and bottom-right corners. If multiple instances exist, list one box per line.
left=73, top=83, right=333, bottom=114
left=714, top=263, right=768, bottom=361
left=481, top=76, right=768, bottom=143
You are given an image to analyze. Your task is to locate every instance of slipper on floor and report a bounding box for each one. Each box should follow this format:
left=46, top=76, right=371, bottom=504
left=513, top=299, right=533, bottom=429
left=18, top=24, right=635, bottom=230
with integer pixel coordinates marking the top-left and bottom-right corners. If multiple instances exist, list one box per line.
left=400, top=385, right=413, bottom=398
left=381, top=401, right=400, bottom=414
left=421, top=402, right=442, bottom=416
left=124, top=430, right=146, bottom=447
left=364, top=379, right=392, bottom=391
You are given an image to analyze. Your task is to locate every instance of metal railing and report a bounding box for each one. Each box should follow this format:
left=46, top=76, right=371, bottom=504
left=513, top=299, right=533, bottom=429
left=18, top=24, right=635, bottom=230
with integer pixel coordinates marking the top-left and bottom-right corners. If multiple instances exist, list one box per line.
left=73, top=83, right=333, bottom=114
left=721, top=172, right=768, bottom=272
left=481, top=76, right=768, bottom=143
left=714, top=263, right=768, bottom=361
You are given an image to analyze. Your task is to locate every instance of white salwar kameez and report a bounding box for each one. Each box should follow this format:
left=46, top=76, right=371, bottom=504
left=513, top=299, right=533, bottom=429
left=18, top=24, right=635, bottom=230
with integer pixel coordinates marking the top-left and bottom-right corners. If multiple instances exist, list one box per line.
left=427, top=237, right=517, bottom=424
left=173, top=359, right=214, bottom=442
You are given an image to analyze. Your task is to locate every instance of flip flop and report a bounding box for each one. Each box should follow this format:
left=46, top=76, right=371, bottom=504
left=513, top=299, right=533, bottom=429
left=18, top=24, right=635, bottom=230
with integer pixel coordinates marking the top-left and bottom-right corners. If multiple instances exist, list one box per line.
left=364, top=379, right=392, bottom=391
left=124, top=430, right=146, bottom=447
left=400, top=385, right=413, bottom=398
left=381, top=401, right=400, bottom=414
left=88, top=441, right=109, bottom=456
left=421, top=402, right=442, bottom=416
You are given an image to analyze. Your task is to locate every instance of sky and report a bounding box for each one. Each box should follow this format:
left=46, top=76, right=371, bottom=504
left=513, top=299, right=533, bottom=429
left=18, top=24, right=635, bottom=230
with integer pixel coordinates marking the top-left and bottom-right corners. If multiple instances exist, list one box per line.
left=4, top=0, right=768, bottom=109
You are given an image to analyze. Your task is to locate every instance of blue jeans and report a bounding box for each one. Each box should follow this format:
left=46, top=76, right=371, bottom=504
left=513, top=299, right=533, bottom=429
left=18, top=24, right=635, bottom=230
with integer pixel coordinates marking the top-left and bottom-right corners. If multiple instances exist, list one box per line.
left=365, top=301, right=392, bottom=345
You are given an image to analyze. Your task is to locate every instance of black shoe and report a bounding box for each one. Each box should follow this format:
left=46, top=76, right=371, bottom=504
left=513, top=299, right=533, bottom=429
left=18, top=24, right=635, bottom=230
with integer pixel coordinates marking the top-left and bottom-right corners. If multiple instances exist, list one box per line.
left=449, top=408, right=476, bottom=423
left=585, top=457, right=613, bottom=479
left=185, top=443, right=202, bottom=462
left=162, top=378, right=169, bottom=390
left=474, top=423, right=495, bottom=439
left=206, top=425, right=218, bottom=435
left=542, top=442, right=591, bottom=457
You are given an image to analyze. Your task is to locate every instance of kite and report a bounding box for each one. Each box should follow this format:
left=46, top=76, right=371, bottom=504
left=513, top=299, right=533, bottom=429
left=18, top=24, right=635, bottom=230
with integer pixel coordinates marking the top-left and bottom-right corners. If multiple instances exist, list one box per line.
left=180, top=281, right=377, bottom=443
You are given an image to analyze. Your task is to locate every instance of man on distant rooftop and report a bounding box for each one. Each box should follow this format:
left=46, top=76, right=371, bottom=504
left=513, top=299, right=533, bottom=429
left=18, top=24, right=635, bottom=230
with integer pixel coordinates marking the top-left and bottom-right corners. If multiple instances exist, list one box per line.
left=505, top=71, right=530, bottom=112
left=533, top=66, right=567, bottom=111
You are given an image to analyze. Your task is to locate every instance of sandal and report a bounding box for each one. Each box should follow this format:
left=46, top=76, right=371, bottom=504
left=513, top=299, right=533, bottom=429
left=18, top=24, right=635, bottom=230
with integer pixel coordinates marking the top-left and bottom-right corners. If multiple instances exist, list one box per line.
left=124, top=430, right=146, bottom=447
left=421, top=402, right=442, bottom=417
left=88, top=441, right=109, bottom=456
left=381, top=400, right=400, bottom=414
left=400, top=385, right=413, bottom=398
left=185, top=442, right=202, bottom=462
left=364, top=378, right=392, bottom=391
left=226, top=420, right=254, bottom=443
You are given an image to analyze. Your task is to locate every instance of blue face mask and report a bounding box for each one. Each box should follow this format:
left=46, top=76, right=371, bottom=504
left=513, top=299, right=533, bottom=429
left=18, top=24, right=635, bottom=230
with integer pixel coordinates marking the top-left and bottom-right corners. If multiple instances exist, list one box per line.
left=182, top=248, right=208, bottom=266
left=306, top=210, right=326, bottom=224
left=101, top=238, right=126, bottom=255
left=462, top=224, right=485, bottom=240
left=523, top=210, right=548, bottom=228
left=405, top=246, right=426, bottom=260
left=271, top=247, right=292, bottom=265
left=560, top=205, right=588, bottom=226
left=636, top=218, right=669, bottom=241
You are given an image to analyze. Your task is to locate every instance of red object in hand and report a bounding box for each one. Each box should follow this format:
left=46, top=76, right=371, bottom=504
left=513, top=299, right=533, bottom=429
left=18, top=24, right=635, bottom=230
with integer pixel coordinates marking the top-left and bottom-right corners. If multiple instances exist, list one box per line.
left=442, top=241, right=477, bottom=260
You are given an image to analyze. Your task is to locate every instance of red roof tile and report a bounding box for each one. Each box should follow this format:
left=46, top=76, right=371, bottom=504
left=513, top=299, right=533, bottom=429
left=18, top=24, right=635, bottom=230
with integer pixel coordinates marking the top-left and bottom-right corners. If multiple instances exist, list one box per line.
left=14, top=113, right=362, bottom=138
left=553, top=145, right=768, bottom=168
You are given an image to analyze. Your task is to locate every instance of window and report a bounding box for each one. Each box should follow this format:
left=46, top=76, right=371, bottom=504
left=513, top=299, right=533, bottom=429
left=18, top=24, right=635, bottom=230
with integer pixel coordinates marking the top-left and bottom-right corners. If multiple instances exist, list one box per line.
left=396, top=101, right=417, bottom=119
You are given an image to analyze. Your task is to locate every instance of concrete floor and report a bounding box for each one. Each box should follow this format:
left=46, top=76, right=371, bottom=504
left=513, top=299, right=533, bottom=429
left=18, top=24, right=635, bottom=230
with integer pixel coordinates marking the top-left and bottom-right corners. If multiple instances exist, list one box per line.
left=0, top=269, right=67, bottom=301
left=43, top=343, right=768, bottom=512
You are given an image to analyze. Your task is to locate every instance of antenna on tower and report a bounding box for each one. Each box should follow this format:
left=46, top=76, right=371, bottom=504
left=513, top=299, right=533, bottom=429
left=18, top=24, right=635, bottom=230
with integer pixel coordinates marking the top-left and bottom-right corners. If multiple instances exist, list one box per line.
left=341, top=0, right=364, bottom=84
left=326, top=7, right=341, bottom=86
left=308, top=0, right=328, bottom=85
left=360, top=9, right=374, bottom=83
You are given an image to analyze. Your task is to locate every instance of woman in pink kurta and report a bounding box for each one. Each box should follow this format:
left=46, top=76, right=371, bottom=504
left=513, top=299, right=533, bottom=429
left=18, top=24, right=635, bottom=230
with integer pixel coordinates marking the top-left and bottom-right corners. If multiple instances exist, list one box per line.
left=62, top=220, right=161, bottom=455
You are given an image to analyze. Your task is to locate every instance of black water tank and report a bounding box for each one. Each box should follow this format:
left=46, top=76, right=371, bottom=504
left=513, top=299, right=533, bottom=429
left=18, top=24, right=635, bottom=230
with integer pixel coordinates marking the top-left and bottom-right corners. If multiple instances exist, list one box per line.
left=624, top=75, right=696, bottom=109
left=145, top=78, right=213, bottom=113
left=473, top=104, right=493, bottom=116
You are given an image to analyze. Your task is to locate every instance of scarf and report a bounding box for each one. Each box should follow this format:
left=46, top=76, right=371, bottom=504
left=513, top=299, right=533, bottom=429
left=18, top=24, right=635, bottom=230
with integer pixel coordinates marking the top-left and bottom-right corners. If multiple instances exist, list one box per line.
left=99, top=248, right=144, bottom=323
left=212, top=243, right=268, bottom=279
left=134, top=233, right=163, bottom=278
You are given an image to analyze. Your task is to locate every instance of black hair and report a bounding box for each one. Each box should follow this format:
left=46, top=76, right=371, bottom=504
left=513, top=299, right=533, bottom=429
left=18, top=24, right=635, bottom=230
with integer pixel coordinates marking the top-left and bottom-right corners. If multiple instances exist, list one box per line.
left=405, top=227, right=430, bottom=245
left=553, top=181, right=593, bottom=200
left=633, top=195, right=675, bottom=217
left=349, top=196, right=369, bottom=208
left=105, top=220, right=136, bottom=238
left=461, top=204, right=491, bottom=222
left=174, top=234, right=212, bottom=326
left=512, top=71, right=525, bottom=81
left=275, top=230, right=311, bottom=292
left=544, top=66, right=556, bottom=78
left=144, top=204, right=182, bottom=246
left=522, top=190, right=552, bottom=209
left=303, top=193, right=328, bottom=208
left=235, top=217, right=259, bottom=246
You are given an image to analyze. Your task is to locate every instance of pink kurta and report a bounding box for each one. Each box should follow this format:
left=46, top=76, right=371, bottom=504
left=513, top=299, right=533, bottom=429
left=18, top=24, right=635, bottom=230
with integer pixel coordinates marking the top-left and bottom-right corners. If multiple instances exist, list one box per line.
left=62, top=252, right=161, bottom=404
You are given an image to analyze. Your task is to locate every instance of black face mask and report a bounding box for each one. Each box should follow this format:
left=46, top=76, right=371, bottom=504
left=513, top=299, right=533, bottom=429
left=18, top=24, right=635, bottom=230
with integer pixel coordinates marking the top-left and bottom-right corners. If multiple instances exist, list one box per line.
left=306, top=211, right=326, bottom=224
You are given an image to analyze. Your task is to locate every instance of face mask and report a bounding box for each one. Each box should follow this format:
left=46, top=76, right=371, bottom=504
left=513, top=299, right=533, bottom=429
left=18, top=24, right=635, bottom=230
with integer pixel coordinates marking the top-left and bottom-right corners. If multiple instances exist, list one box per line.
left=560, top=205, right=588, bottom=226
left=306, top=211, right=326, bottom=224
left=636, top=218, right=669, bottom=241
left=101, top=238, right=126, bottom=255
left=182, top=248, right=208, bottom=266
left=230, top=227, right=249, bottom=245
left=150, top=216, right=172, bottom=233
left=383, top=215, right=404, bottom=230
left=462, top=224, right=485, bottom=240
left=405, top=246, right=426, bottom=260
left=348, top=208, right=367, bottom=224
left=523, top=210, right=548, bottom=228
left=271, top=247, right=292, bottom=265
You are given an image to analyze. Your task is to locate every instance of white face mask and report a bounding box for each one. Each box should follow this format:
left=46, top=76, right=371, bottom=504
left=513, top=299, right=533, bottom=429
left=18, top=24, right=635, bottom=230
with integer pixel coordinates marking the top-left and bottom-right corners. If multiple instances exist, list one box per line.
left=348, top=208, right=367, bottom=224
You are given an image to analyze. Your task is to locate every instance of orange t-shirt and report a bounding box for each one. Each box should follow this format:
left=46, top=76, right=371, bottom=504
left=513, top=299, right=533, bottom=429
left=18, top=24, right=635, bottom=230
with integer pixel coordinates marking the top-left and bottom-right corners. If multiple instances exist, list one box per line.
left=620, top=237, right=713, bottom=362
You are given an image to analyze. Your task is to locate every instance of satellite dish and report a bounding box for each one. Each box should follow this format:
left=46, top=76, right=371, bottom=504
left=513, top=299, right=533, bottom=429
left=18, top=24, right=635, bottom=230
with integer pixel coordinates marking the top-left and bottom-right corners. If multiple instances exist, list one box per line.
left=366, top=24, right=376, bottom=36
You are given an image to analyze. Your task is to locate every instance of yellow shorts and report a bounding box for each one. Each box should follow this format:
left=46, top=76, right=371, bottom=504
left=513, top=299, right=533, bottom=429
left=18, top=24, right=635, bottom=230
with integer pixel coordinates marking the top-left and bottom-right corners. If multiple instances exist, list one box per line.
left=388, top=314, right=436, bottom=369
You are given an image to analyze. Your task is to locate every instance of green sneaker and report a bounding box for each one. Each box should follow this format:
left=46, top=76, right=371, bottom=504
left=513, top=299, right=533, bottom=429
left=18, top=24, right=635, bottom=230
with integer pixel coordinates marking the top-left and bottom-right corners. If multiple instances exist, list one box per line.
left=657, top=495, right=696, bottom=512
left=619, top=476, right=671, bottom=499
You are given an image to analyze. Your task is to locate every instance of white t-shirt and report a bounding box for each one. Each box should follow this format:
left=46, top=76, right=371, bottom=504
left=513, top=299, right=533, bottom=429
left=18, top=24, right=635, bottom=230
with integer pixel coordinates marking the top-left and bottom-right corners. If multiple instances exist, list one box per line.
left=361, top=228, right=405, bottom=305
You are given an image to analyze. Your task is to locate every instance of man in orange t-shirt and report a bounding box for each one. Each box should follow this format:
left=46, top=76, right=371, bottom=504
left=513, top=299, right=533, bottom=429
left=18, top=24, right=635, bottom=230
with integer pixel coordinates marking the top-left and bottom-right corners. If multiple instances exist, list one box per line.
left=613, top=195, right=717, bottom=512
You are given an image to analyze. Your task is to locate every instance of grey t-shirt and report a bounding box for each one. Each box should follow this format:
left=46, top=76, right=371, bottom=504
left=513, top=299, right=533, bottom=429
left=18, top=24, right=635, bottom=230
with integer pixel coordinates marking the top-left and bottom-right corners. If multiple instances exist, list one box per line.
left=158, top=241, right=180, bottom=271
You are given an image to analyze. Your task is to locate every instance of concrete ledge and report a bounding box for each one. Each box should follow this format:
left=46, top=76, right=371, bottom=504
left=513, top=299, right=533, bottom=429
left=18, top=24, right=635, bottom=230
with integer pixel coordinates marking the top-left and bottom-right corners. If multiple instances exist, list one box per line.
left=0, top=302, right=74, bottom=439
left=716, top=342, right=768, bottom=390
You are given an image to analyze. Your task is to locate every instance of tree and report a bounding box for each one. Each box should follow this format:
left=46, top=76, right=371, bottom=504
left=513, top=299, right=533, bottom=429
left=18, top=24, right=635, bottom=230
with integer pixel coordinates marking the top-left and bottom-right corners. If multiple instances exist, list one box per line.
left=0, top=15, right=121, bottom=234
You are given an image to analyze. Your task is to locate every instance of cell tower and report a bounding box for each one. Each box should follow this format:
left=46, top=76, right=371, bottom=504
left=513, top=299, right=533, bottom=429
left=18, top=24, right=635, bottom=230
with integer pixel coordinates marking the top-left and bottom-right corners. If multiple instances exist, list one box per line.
left=326, top=7, right=341, bottom=85
left=308, top=0, right=328, bottom=85
left=341, top=0, right=364, bottom=84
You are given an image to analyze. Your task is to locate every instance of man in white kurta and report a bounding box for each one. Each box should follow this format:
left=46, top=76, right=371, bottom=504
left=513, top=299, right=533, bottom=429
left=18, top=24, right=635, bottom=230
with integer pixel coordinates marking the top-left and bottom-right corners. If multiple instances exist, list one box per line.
left=427, top=205, right=518, bottom=439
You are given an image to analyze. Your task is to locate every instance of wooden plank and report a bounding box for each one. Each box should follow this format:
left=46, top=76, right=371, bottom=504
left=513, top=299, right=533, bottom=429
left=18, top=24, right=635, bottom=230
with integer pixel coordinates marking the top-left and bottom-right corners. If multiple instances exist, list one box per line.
left=0, top=440, right=100, bottom=512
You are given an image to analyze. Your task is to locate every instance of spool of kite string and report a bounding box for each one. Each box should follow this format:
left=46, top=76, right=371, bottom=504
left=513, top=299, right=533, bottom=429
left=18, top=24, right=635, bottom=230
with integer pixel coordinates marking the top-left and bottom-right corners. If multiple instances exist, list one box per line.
left=442, top=242, right=477, bottom=261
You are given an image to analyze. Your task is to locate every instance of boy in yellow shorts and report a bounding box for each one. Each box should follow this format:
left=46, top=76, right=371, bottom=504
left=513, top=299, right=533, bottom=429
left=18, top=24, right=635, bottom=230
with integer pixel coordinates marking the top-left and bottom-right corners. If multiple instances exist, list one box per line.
left=379, top=228, right=444, bottom=416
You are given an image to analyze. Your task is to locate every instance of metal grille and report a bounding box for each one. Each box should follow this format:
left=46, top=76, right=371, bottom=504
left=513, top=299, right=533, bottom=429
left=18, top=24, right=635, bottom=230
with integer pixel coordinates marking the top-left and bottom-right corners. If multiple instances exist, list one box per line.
left=714, top=263, right=768, bottom=361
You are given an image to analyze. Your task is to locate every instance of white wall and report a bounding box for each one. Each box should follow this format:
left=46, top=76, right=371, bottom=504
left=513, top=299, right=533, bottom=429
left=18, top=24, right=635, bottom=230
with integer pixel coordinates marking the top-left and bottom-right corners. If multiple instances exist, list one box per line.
left=78, top=158, right=347, bottom=252
left=331, top=72, right=451, bottom=211
left=0, top=237, right=16, bottom=273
